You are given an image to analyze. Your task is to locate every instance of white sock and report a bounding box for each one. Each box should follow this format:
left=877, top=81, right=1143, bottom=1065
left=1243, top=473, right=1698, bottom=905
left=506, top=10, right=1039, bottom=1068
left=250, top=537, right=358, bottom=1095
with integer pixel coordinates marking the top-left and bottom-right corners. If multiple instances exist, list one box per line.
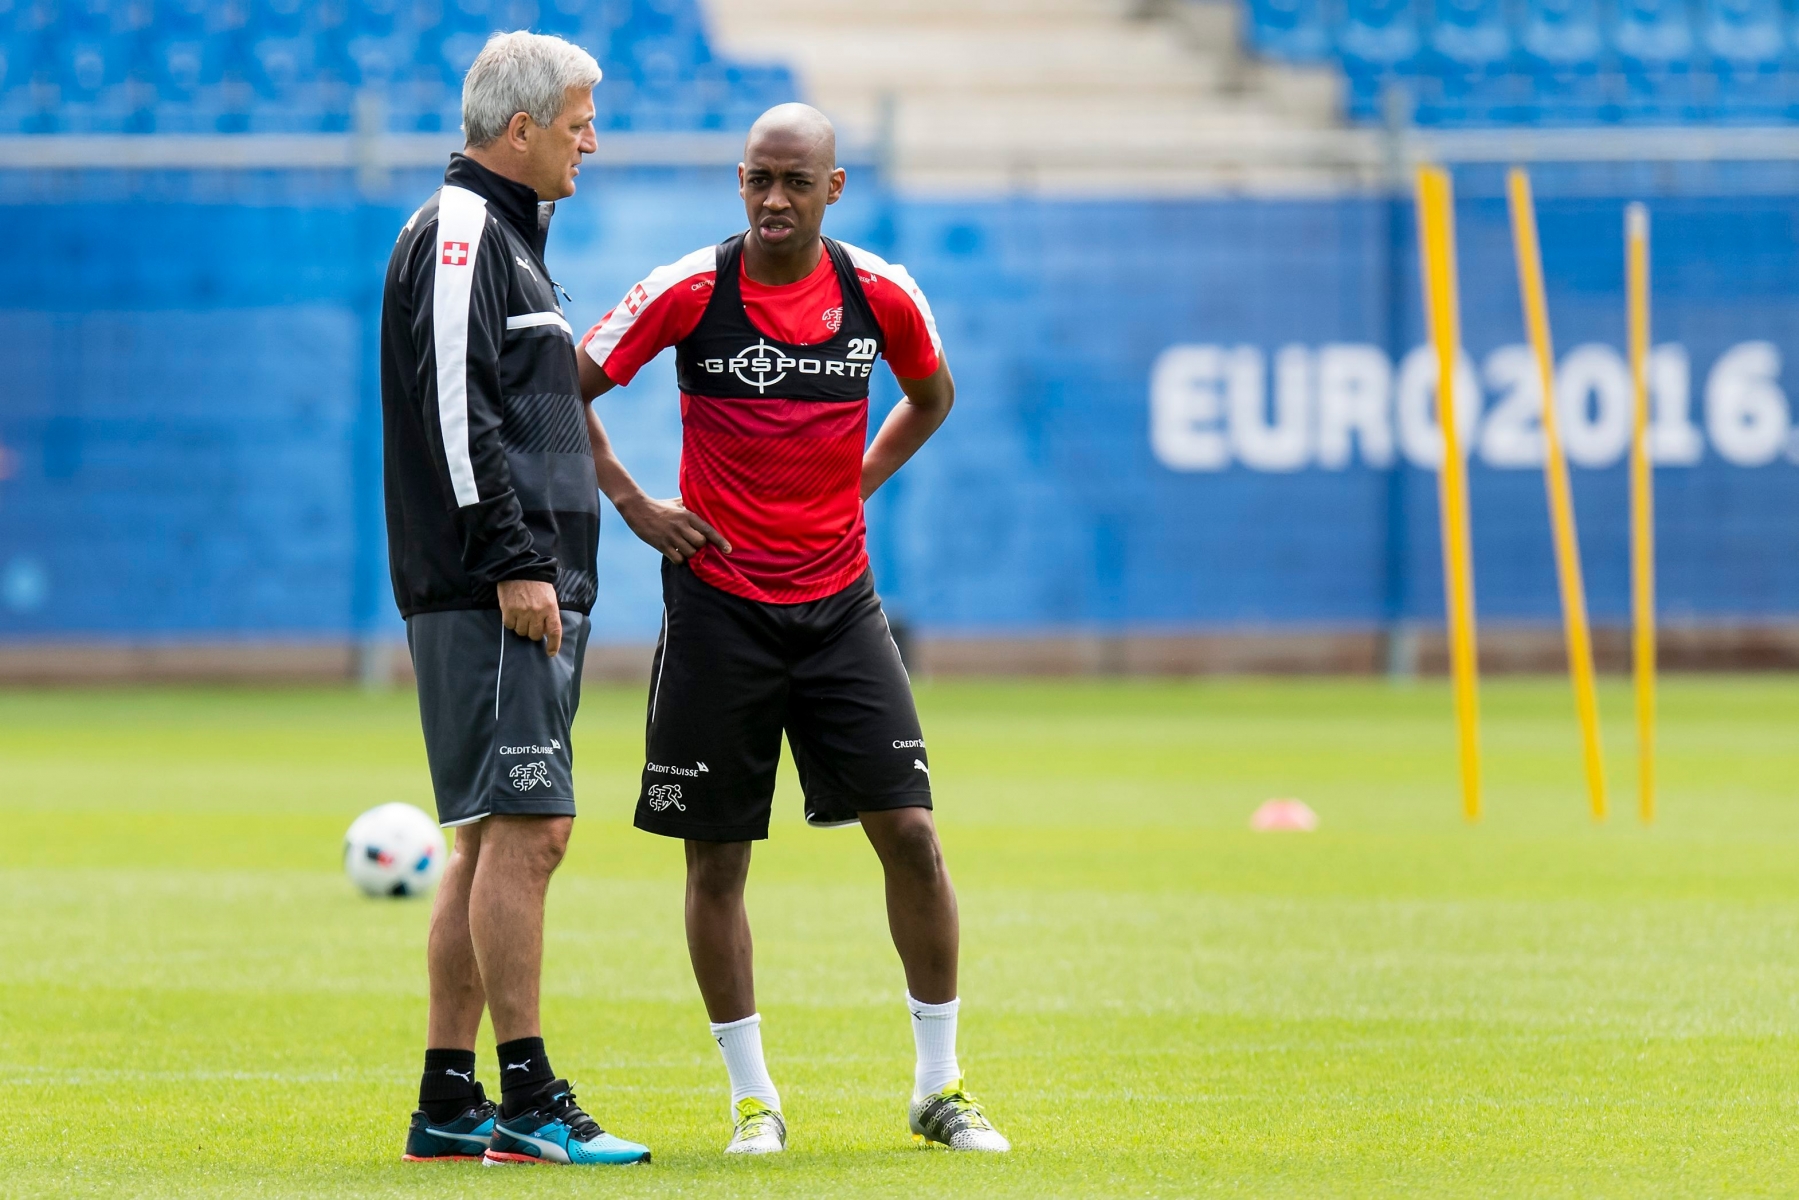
left=906, top=992, right=961, bottom=1099
left=709, top=1013, right=781, bottom=1113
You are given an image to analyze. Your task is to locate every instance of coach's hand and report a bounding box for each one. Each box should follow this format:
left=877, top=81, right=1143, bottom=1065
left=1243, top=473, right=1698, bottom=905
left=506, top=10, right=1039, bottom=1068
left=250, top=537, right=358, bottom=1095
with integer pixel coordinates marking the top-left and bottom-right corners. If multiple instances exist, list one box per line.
left=617, top=494, right=732, bottom=565
left=497, top=579, right=563, bottom=657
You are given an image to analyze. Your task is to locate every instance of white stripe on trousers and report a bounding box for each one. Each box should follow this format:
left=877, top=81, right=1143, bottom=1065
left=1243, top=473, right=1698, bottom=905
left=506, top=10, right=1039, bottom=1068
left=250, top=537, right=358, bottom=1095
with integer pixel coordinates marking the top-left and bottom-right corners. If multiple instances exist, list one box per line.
left=649, top=610, right=670, bottom=724
left=494, top=618, right=506, bottom=721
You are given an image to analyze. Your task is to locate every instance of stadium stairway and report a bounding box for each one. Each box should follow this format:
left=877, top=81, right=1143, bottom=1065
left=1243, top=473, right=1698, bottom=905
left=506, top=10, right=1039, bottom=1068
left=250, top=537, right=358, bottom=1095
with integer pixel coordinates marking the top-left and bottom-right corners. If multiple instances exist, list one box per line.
left=701, top=0, right=1376, bottom=193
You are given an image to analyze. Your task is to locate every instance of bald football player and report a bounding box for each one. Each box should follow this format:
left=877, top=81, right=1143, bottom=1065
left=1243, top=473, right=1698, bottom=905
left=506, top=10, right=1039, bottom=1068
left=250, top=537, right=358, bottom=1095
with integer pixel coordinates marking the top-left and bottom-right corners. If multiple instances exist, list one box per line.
left=574, top=104, right=1009, bottom=1155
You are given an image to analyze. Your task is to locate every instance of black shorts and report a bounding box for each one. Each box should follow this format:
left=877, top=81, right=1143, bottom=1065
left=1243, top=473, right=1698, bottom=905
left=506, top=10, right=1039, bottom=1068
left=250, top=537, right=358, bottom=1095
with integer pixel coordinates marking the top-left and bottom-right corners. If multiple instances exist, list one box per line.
left=634, top=562, right=931, bottom=842
left=406, top=607, right=590, bottom=827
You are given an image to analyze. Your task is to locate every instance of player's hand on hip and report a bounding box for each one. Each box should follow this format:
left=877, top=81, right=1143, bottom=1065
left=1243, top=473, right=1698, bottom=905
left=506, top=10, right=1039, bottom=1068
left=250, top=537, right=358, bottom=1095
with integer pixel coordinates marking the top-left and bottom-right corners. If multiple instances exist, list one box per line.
left=618, top=494, right=732, bottom=564
left=496, top=579, right=562, bottom=656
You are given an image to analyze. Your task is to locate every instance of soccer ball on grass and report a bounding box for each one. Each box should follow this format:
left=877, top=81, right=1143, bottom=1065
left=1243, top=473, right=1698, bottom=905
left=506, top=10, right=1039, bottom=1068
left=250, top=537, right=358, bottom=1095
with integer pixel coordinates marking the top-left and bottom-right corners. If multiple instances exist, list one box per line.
left=343, top=802, right=446, bottom=898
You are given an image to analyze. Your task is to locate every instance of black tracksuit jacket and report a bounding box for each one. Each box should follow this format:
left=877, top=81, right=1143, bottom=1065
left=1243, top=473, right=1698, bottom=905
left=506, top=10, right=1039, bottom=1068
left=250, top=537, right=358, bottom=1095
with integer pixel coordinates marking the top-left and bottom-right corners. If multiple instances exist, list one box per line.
left=379, top=153, right=599, bottom=619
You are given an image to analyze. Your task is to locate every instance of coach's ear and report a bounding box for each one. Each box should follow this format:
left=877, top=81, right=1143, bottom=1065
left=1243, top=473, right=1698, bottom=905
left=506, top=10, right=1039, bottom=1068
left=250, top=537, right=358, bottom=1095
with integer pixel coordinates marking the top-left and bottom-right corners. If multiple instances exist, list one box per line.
left=827, top=166, right=845, bottom=205
left=501, top=110, right=533, bottom=155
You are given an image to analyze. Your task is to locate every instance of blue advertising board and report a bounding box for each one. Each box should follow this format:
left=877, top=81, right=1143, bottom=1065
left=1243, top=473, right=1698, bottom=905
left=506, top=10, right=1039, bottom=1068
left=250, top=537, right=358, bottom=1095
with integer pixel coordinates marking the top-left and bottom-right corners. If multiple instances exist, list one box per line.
left=0, top=172, right=1794, bottom=642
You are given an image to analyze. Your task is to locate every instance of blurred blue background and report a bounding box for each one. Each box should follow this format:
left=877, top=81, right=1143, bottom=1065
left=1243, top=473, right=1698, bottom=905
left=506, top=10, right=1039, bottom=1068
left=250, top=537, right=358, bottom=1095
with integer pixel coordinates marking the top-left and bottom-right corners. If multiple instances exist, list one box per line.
left=1, top=0, right=1797, bottom=649
left=0, top=0, right=795, bottom=134
left=1244, top=0, right=1799, bottom=124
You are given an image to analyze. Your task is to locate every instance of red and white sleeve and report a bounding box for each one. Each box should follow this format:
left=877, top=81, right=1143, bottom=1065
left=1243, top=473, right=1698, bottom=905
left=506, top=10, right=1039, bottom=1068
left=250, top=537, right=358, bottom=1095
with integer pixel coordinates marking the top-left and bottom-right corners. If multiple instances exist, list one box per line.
left=580, top=245, right=717, bottom=386
left=844, top=244, right=943, bottom=381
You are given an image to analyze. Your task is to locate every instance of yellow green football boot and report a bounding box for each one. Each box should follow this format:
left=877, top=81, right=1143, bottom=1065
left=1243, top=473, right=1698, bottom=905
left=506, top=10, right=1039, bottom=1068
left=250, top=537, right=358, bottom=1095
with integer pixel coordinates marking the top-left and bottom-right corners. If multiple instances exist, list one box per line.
left=723, top=1096, right=786, bottom=1154
left=908, top=1080, right=1010, bottom=1152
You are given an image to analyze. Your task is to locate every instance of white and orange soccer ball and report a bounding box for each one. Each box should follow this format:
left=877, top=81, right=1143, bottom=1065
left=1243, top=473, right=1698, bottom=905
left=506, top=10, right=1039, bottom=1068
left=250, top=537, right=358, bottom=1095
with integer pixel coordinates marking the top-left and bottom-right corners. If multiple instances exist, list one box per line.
left=343, top=803, right=446, bottom=898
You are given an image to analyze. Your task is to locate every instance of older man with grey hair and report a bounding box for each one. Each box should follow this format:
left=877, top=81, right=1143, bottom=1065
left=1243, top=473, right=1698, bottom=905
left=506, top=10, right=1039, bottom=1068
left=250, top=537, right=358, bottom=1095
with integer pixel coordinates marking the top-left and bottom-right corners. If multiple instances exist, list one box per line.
left=380, top=30, right=650, bottom=1167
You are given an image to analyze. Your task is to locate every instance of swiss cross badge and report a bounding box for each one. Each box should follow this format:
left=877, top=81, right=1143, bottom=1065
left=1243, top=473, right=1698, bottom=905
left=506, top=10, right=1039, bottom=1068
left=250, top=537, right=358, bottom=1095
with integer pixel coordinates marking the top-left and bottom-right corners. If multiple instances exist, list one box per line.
left=441, top=241, right=470, bottom=266
left=623, top=283, right=650, bottom=315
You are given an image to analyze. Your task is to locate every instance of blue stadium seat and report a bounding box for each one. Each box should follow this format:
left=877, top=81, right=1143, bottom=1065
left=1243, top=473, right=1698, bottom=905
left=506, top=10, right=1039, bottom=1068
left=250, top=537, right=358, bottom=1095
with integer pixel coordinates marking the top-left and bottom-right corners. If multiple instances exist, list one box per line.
left=347, top=0, right=403, bottom=38
left=733, top=62, right=795, bottom=108
left=2, top=0, right=56, bottom=127
left=0, top=35, right=21, bottom=110
left=60, top=35, right=128, bottom=97
left=151, top=0, right=212, bottom=37
left=244, top=32, right=352, bottom=132
left=1698, top=0, right=1790, bottom=118
left=1611, top=0, right=1696, bottom=69
left=1339, top=0, right=1420, bottom=69
left=431, top=30, right=492, bottom=84
left=343, top=30, right=413, bottom=87
left=247, top=34, right=315, bottom=95
left=1415, top=66, right=1534, bottom=126
left=149, top=33, right=219, bottom=100
left=389, top=70, right=461, bottom=133
left=1415, top=0, right=1518, bottom=122
left=1514, top=0, right=1609, bottom=121
left=1430, top=0, right=1514, bottom=70
left=62, top=0, right=129, bottom=38
left=1702, top=0, right=1785, bottom=66
left=1244, top=0, right=1335, bottom=62
left=440, top=0, right=500, bottom=33
left=632, top=31, right=712, bottom=90
left=1610, top=0, right=1698, bottom=119
left=48, top=31, right=144, bottom=132
left=533, top=0, right=589, bottom=37
left=1338, top=0, right=1422, bottom=117
left=617, top=0, right=699, bottom=40
left=251, top=0, right=313, bottom=39
left=1520, top=0, right=1605, bottom=68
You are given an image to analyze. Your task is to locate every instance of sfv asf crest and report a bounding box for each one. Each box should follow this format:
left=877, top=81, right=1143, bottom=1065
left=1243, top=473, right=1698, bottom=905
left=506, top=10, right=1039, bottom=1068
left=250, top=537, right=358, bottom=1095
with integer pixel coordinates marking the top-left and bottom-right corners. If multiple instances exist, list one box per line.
left=646, top=783, right=686, bottom=812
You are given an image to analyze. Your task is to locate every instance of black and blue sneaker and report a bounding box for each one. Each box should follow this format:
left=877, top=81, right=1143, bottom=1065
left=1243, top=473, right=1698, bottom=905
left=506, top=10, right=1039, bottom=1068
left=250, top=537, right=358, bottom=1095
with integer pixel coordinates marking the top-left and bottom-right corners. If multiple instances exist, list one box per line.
left=482, top=1081, right=651, bottom=1166
left=402, top=1087, right=497, bottom=1162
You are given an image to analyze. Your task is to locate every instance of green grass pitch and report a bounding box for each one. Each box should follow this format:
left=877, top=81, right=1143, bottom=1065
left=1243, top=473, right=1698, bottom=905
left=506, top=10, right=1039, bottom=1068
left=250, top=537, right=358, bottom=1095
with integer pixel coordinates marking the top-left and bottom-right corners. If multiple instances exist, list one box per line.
left=3, top=675, right=1799, bottom=1198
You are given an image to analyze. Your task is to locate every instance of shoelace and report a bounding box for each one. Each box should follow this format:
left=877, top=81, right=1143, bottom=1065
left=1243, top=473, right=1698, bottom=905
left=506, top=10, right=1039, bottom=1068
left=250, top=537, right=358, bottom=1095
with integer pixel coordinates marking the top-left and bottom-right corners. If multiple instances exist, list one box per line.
left=937, top=1090, right=995, bottom=1131
left=542, top=1083, right=603, bottom=1141
left=738, top=1109, right=782, bottom=1138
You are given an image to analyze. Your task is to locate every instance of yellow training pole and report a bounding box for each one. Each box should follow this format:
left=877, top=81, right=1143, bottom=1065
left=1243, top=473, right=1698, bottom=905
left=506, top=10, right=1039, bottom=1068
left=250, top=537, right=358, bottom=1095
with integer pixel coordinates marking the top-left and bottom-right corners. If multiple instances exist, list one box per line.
left=1507, top=168, right=1608, bottom=823
left=1416, top=166, right=1483, bottom=823
left=1626, top=202, right=1657, bottom=825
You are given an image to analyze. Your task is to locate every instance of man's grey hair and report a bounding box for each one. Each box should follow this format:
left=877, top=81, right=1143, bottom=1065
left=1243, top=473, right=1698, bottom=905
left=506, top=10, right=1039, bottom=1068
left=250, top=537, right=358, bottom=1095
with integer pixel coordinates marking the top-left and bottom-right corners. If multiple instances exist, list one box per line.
left=462, top=31, right=601, bottom=147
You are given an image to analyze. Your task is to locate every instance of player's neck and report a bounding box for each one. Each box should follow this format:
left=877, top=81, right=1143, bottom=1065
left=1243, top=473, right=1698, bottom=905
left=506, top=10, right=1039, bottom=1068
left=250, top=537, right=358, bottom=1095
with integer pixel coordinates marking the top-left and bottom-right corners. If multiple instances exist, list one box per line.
left=742, top=234, right=823, bottom=287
